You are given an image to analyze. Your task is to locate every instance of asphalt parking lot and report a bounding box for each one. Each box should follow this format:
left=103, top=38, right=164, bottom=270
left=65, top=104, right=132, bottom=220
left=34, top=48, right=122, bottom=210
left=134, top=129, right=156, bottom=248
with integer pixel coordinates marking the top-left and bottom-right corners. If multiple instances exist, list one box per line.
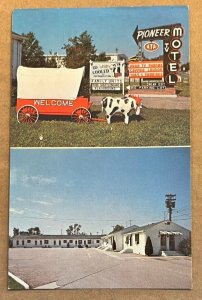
left=9, top=248, right=192, bottom=289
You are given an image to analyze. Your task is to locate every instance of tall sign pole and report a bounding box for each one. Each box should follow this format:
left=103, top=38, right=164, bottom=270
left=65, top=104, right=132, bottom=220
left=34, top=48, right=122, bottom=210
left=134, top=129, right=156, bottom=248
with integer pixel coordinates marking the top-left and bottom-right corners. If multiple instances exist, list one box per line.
left=165, top=194, right=176, bottom=221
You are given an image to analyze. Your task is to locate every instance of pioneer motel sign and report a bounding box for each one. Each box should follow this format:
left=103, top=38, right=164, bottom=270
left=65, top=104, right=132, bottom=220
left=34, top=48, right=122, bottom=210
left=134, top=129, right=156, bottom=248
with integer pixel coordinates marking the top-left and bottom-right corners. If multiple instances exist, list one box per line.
left=132, top=23, right=184, bottom=87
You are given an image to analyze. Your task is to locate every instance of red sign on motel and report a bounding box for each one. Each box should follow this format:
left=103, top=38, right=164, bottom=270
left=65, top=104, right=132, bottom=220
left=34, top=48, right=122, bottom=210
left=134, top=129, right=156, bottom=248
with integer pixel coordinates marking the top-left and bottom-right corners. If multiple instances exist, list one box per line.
left=128, top=60, right=164, bottom=79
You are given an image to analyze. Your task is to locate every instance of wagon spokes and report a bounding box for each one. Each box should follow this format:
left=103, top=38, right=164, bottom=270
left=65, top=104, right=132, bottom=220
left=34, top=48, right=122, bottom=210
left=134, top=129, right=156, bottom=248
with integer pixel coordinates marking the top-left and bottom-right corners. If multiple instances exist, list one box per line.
left=71, top=107, right=91, bottom=123
left=17, top=105, right=39, bottom=123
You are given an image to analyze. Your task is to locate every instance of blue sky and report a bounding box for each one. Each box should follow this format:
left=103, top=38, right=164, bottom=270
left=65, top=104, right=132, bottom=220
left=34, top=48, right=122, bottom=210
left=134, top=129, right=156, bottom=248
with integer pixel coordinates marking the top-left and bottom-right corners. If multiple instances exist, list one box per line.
left=12, top=6, right=189, bottom=63
left=9, top=147, right=191, bottom=236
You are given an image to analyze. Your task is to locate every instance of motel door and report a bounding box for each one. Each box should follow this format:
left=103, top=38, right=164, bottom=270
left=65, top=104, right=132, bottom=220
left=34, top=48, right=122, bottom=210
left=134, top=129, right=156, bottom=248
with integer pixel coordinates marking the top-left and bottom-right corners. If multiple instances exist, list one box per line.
left=112, top=238, right=116, bottom=251
left=169, top=235, right=175, bottom=251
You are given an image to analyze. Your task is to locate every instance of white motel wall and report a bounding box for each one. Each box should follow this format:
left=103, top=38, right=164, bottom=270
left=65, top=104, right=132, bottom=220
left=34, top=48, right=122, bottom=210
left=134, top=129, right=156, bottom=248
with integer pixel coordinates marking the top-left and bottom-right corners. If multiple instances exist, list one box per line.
left=101, top=224, right=139, bottom=251
left=123, top=221, right=191, bottom=255
left=12, top=235, right=102, bottom=248
left=101, top=221, right=191, bottom=256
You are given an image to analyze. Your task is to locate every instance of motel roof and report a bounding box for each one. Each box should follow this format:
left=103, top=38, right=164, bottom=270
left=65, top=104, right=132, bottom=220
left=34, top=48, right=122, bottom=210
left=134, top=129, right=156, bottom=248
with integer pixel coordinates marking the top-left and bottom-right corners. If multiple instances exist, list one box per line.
left=12, top=234, right=104, bottom=240
left=123, top=220, right=191, bottom=235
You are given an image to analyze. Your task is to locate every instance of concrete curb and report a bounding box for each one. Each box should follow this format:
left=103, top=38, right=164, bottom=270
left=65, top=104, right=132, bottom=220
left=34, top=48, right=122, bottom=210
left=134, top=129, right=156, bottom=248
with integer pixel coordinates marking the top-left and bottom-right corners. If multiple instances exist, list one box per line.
left=34, top=281, right=60, bottom=289
left=8, top=272, right=30, bottom=289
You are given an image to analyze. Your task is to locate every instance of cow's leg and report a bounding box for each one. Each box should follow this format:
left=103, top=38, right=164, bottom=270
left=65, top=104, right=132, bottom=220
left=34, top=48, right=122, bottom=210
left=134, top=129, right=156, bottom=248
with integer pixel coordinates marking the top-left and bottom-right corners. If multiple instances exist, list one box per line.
left=124, top=113, right=129, bottom=124
left=106, top=115, right=111, bottom=124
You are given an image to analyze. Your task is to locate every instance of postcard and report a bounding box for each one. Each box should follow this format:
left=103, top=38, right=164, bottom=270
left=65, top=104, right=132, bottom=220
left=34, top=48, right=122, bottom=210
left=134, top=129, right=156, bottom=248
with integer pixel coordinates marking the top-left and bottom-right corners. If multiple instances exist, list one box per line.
left=11, top=6, right=190, bottom=148
left=9, top=6, right=191, bottom=290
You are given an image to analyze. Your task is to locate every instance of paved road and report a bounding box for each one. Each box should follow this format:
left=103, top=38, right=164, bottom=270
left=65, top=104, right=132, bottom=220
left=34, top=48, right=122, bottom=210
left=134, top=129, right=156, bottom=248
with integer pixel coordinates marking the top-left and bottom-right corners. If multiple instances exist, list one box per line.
left=9, top=248, right=192, bottom=289
left=91, top=96, right=190, bottom=110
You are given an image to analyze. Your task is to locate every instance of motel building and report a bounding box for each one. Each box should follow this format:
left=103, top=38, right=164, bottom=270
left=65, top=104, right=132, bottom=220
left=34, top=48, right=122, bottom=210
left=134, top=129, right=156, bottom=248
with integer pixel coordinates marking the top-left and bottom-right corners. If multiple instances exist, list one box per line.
left=101, top=221, right=190, bottom=256
left=12, top=234, right=103, bottom=249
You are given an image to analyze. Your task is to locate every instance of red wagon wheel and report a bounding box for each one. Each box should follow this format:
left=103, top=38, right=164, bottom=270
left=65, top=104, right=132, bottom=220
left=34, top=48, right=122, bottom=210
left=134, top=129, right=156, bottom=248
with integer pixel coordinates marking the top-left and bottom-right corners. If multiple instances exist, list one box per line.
left=71, top=107, right=91, bottom=123
left=17, top=105, right=39, bottom=123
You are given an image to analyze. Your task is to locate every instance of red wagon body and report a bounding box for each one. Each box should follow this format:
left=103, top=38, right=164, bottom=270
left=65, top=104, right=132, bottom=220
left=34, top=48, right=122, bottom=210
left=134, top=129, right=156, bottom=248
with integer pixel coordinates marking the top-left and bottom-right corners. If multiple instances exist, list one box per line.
left=16, top=66, right=93, bottom=123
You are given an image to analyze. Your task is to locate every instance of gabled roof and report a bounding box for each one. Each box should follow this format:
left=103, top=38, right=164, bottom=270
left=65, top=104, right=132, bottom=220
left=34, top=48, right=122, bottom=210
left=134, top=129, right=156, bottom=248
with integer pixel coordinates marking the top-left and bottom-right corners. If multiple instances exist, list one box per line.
left=102, top=224, right=139, bottom=239
left=122, top=224, right=140, bottom=234
left=123, top=220, right=191, bottom=235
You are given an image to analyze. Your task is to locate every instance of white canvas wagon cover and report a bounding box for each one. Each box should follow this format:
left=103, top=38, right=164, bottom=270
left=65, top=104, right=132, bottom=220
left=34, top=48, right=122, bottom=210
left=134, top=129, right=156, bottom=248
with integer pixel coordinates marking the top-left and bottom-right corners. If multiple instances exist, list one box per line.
left=17, top=66, right=85, bottom=100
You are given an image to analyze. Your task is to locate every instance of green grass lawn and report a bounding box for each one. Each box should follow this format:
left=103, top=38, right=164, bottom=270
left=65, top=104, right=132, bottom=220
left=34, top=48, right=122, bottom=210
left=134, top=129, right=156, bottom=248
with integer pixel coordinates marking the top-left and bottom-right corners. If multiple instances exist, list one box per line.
left=10, top=105, right=190, bottom=147
left=8, top=275, right=25, bottom=290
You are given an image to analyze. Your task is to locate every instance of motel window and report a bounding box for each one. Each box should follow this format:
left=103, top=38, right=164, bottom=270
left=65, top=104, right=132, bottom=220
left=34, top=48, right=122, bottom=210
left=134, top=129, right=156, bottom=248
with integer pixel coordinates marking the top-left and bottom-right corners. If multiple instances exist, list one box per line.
left=59, top=240, right=61, bottom=245
left=35, top=240, right=37, bottom=245
left=87, top=240, right=91, bottom=244
left=54, top=240, right=56, bottom=245
left=40, top=240, right=42, bottom=245
left=44, top=240, right=49, bottom=244
left=78, top=240, right=82, bottom=245
left=63, top=240, right=67, bottom=243
left=129, top=235, right=132, bottom=246
left=125, top=236, right=129, bottom=245
left=17, top=240, right=19, bottom=245
left=96, top=240, right=100, bottom=243
left=69, top=240, right=73, bottom=243
left=135, top=234, right=139, bottom=245
left=22, top=240, right=24, bottom=246
left=27, top=240, right=31, bottom=243
left=75, top=241, right=77, bottom=245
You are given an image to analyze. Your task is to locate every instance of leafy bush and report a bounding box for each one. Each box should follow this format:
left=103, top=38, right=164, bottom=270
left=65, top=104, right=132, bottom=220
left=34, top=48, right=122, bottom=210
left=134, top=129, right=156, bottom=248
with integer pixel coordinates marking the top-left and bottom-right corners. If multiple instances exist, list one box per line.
left=178, top=238, right=191, bottom=256
left=145, top=236, right=153, bottom=256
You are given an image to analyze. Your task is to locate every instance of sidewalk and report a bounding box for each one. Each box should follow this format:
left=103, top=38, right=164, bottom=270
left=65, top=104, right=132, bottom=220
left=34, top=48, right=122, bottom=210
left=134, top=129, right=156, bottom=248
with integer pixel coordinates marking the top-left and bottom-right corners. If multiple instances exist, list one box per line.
left=90, top=96, right=190, bottom=110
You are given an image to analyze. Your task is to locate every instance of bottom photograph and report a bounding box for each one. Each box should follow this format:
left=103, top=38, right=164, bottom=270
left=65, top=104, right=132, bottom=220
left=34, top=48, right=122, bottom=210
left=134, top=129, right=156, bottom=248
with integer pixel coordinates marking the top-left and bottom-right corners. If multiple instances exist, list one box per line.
left=8, top=147, right=191, bottom=290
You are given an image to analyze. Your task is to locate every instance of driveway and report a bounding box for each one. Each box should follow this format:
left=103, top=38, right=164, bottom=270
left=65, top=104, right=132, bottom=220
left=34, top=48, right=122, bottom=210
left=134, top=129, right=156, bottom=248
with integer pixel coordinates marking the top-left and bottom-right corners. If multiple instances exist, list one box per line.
left=91, top=95, right=190, bottom=110
left=9, top=248, right=192, bottom=289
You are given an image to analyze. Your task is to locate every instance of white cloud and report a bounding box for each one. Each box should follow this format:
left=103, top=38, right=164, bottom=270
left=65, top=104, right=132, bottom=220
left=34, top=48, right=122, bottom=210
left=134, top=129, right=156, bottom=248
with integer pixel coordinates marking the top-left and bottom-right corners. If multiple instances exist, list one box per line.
left=10, top=168, right=56, bottom=186
left=41, top=212, right=55, bottom=219
left=30, top=200, right=52, bottom=206
left=22, top=174, right=56, bottom=185
left=10, top=208, right=24, bottom=215
left=16, top=197, right=25, bottom=202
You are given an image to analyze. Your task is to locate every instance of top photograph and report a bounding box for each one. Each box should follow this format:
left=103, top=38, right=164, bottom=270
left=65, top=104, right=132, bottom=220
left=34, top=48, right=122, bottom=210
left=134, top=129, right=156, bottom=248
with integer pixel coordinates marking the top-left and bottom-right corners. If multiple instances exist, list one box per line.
left=11, top=6, right=190, bottom=148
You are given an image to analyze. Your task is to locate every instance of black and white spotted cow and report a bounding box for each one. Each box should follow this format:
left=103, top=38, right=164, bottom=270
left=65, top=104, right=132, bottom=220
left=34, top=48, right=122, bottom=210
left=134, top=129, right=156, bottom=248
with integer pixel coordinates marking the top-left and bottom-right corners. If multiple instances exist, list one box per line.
left=101, top=95, right=142, bottom=124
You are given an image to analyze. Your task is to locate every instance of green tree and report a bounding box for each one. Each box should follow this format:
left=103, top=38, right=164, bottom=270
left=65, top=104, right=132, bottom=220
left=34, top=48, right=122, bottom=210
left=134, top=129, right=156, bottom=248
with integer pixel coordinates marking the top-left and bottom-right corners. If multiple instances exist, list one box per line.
left=63, top=31, right=97, bottom=69
left=111, top=224, right=124, bottom=233
left=95, top=52, right=109, bottom=61
left=74, top=224, right=81, bottom=235
left=13, top=227, right=19, bottom=236
left=21, top=32, right=45, bottom=67
left=27, top=227, right=41, bottom=235
left=66, top=225, right=74, bottom=235
left=145, top=236, right=153, bottom=256
left=63, top=31, right=97, bottom=97
left=66, top=224, right=82, bottom=235
left=178, top=238, right=191, bottom=256
left=44, top=50, right=58, bottom=68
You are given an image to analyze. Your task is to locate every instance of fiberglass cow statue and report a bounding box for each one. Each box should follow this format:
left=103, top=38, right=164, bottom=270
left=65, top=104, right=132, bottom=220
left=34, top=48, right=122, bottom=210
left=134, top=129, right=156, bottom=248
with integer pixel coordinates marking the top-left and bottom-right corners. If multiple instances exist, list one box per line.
left=101, top=95, right=142, bottom=124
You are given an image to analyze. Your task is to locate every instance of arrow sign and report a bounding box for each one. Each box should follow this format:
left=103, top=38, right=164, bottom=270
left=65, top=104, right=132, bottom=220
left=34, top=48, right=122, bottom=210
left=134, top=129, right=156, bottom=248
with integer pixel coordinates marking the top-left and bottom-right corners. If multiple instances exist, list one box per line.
left=133, top=25, right=139, bottom=45
left=133, top=23, right=182, bottom=45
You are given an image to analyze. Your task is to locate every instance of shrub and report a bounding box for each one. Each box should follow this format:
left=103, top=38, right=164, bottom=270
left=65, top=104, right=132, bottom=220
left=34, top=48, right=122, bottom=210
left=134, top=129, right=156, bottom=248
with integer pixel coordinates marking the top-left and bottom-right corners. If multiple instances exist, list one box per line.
left=145, top=236, right=153, bottom=256
left=178, top=238, right=191, bottom=256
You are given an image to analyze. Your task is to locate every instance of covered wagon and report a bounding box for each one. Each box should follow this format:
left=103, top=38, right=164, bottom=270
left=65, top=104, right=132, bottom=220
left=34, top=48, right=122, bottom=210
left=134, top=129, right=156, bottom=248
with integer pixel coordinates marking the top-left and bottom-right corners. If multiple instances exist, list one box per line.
left=16, top=66, right=92, bottom=123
